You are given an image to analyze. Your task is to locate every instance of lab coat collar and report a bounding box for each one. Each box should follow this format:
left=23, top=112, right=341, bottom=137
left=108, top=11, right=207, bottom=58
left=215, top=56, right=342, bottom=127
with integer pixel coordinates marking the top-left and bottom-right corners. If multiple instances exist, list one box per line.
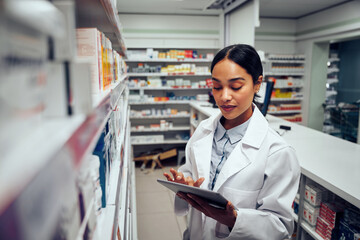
left=213, top=105, right=268, bottom=191
left=194, top=104, right=268, bottom=192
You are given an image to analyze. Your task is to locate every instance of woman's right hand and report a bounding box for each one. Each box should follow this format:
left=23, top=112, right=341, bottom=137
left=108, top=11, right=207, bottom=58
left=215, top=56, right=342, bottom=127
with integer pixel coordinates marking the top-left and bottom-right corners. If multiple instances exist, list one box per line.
left=163, top=168, right=204, bottom=187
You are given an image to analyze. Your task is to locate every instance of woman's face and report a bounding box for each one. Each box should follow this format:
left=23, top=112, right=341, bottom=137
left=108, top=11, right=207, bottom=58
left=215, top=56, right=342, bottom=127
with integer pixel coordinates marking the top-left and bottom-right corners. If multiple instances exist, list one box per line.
left=212, top=58, right=262, bottom=129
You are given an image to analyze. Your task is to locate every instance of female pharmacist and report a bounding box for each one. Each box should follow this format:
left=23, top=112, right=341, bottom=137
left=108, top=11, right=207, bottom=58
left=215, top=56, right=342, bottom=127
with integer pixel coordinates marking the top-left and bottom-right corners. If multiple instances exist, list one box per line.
left=164, top=44, right=300, bottom=240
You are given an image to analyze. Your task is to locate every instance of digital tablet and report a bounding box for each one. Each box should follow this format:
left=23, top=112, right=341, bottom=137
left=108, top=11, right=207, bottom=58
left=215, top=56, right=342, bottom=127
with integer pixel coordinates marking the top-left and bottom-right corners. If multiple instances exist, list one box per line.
left=157, top=179, right=229, bottom=210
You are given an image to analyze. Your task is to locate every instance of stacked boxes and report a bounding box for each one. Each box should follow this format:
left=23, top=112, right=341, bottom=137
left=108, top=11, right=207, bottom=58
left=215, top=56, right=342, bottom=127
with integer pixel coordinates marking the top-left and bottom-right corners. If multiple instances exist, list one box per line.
left=76, top=28, right=126, bottom=94
left=315, top=202, right=344, bottom=240
left=302, top=183, right=328, bottom=227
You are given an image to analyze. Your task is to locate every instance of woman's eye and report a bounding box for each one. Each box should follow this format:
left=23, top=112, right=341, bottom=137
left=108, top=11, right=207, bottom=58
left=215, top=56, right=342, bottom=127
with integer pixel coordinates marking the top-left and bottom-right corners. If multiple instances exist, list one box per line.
left=232, top=87, right=242, bottom=90
left=213, top=87, right=222, bottom=90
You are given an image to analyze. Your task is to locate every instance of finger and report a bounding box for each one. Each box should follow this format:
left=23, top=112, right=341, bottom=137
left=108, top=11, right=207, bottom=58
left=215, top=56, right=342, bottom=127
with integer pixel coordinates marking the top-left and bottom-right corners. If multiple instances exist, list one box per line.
left=186, top=194, right=208, bottom=215
left=185, top=176, right=194, bottom=186
left=226, top=201, right=235, bottom=211
left=176, top=172, right=184, bottom=182
left=226, top=201, right=238, bottom=217
left=170, top=168, right=178, bottom=179
left=163, top=173, right=173, bottom=181
left=194, top=177, right=205, bottom=187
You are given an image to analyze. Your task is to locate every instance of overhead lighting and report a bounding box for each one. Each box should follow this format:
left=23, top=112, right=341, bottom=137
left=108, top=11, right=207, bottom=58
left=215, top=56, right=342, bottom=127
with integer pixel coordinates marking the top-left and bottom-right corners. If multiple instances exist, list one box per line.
left=207, top=0, right=248, bottom=10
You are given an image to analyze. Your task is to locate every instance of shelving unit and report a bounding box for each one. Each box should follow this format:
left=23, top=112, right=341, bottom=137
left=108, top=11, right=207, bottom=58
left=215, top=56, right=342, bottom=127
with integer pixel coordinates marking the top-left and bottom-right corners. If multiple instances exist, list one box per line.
left=189, top=102, right=360, bottom=240
left=0, top=1, right=135, bottom=240
left=323, top=51, right=341, bottom=138
left=126, top=48, right=217, bottom=158
left=262, top=54, right=306, bottom=123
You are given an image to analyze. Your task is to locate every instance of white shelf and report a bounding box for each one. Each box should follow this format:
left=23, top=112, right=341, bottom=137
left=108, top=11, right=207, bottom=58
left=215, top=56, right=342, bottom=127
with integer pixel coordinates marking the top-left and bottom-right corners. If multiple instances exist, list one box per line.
left=328, top=57, right=340, bottom=62
left=126, top=58, right=212, bottom=63
left=127, top=72, right=211, bottom=77
left=130, top=114, right=190, bottom=119
left=92, top=79, right=126, bottom=109
left=327, top=67, right=339, bottom=74
left=274, top=86, right=303, bottom=89
left=269, top=110, right=302, bottom=114
left=129, top=87, right=211, bottom=90
left=131, top=126, right=190, bottom=133
left=0, top=116, right=85, bottom=213
left=107, top=160, right=121, bottom=205
left=93, top=205, right=116, bottom=240
left=271, top=98, right=303, bottom=102
left=131, top=139, right=188, bottom=145
left=327, top=78, right=339, bottom=84
left=326, top=90, right=337, bottom=97
left=129, top=100, right=191, bottom=105
left=190, top=119, right=199, bottom=129
left=264, top=72, right=305, bottom=76
left=263, top=60, right=305, bottom=63
left=75, top=0, right=126, bottom=55
left=301, top=222, right=323, bottom=240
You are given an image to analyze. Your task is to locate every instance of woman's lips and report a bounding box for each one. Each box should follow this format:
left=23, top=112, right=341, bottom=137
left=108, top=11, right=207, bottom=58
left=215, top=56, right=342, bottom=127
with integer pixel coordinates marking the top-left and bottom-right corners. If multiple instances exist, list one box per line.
left=221, top=105, right=236, bottom=112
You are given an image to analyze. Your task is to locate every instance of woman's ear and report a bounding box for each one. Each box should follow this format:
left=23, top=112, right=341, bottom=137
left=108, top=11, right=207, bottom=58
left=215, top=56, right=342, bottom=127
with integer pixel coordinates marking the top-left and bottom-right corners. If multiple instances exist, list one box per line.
left=255, top=75, right=263, bottom=92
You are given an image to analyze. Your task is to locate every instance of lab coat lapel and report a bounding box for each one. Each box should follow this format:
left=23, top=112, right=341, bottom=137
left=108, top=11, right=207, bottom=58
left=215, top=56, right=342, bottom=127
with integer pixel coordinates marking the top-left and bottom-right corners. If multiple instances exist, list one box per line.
left=212, top=144, right=250, bottom=192
left=212, top=106, right=268, bottom=192
left=192, top=133, right=213, bottom=189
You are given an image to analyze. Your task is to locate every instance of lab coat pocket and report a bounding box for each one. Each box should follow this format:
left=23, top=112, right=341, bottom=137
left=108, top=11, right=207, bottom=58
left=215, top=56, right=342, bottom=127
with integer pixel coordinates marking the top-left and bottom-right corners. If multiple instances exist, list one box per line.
left=223, top=187, right=260, bottom=209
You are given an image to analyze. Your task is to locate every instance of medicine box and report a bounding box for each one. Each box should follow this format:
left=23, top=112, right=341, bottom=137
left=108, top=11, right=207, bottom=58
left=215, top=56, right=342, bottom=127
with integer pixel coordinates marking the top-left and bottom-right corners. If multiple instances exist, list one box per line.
left=305, top=184, right=328, bottom=207
left=76, top=28, right=103, bottom=94
left=303, top=201, right=320, bottom=227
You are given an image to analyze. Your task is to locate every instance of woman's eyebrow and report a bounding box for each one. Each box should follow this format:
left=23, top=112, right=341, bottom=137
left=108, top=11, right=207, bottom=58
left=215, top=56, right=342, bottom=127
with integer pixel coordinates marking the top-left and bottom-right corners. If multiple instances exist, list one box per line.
left=212, top=77, right=245, bottom=82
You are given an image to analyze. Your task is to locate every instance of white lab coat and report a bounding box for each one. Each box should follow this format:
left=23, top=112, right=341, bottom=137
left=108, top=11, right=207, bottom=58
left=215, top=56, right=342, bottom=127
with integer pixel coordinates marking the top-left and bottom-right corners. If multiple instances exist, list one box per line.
left=174, top=105, right=301, bottom=240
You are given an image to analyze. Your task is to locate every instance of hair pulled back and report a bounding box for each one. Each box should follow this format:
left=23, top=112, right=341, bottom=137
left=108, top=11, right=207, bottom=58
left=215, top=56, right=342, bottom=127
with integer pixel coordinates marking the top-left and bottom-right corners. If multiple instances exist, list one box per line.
left=210, top=44, right=263, bottom=86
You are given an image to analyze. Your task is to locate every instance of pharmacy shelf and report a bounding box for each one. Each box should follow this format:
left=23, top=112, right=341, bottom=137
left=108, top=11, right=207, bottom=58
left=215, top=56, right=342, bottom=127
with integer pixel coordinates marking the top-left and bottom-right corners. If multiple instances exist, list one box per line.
left=274, top=86, right=303, bottom=89
left=126, top=58, right=212, bottom=63
left=327, top=67, right=339, bottom=74
left=264, top=72, right=305, bottom=76
left=92, top=79, right=126, bottom=109
left=131, top=139, right=188, bottom=145
left=269, top=110, right=302, bottom=114
left=190, top=119, right=199, bottom=129
left=327, top=78, right=339, bottom=84
left=127, top=72, right=211, bottom=77
left=75, top=0, right=126, bottom=55
left=326, top=90, right=337, bottom=98
left=328, top=57, right=340, bottom=62
left=301, top=222, right=323, bottom=240
left=93, top=205, right=116, bottom=240
left=263, top=60, right=305, bottom=64
left=129, top=100, right=191, bottom=105
left=130, top=114, right=190, bottom=119
left=0, top=116, right=84, bottom=213
left=131, top=126, right=190, bottom=133
left=129, top=87, right=211, bottom=90
left=271, top=98, right=303, bottom=102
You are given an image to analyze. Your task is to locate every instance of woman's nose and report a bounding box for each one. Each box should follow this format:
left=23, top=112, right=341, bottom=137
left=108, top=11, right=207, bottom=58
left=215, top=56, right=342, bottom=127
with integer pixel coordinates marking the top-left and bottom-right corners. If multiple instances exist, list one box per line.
left=221, top=88, right=232, bottom=101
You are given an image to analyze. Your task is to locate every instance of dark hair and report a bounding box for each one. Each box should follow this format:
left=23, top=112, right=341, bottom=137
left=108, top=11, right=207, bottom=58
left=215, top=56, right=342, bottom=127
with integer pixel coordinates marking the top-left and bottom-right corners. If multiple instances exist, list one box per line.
left=210, top=44, right=263, bottom=102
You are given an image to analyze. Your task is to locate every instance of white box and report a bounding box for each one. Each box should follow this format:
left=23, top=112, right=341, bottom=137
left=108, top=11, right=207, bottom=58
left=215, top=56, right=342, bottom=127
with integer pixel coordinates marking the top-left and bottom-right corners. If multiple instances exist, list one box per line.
left=52, top=1, right=76, bottom=60
left=44, top=62, right=69, bottom=117
left=69, top=60, right=93, bottom=115
left=76, top=28, right=103, bottom=93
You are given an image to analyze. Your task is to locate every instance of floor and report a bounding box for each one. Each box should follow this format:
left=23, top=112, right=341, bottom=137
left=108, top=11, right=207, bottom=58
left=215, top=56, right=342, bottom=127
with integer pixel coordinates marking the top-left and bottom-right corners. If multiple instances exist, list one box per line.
left=135, top=159, right=187, bottom=240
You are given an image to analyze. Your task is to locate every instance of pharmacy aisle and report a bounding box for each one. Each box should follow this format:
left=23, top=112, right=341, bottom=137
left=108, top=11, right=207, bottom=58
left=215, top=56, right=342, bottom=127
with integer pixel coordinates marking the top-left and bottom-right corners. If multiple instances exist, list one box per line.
left=0, top=1, right=135, bottom=240
left=135, top=161, right=186, bottom=240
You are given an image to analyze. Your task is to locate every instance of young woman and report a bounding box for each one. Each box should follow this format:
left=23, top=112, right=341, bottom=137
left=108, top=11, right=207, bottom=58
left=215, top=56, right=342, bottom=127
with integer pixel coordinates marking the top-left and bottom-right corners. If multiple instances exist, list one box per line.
left=164, top=44, right=300, bottom=240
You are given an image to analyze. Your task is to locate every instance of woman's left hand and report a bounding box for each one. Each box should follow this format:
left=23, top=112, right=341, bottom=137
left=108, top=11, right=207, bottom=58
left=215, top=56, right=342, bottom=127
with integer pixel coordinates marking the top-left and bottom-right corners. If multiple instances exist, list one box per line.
left=177, top=192, right=237, bottom=228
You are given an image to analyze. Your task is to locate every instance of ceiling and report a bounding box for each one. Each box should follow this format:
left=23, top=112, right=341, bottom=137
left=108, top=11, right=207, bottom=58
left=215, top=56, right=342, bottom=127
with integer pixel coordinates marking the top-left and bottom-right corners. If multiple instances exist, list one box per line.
left=117, top=0, right=351, bottom=19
